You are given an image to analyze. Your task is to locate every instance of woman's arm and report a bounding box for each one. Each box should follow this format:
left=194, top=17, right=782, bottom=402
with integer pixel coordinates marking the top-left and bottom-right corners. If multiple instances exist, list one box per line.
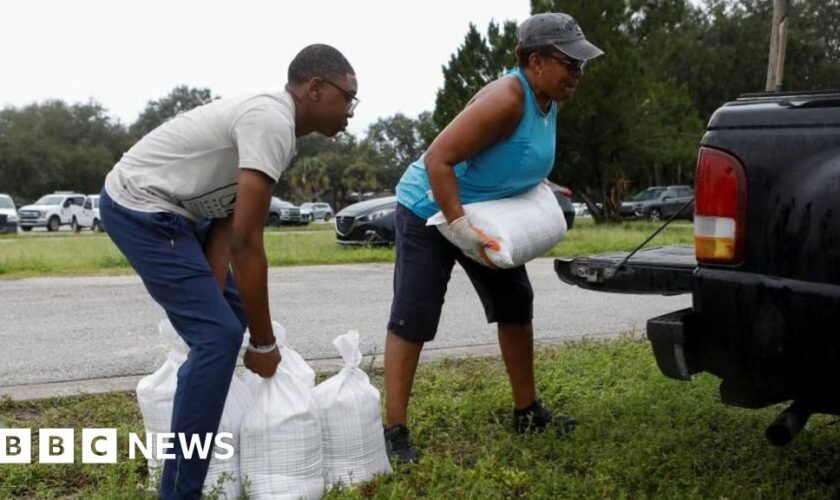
left=424, top=77, right=525, bottom=224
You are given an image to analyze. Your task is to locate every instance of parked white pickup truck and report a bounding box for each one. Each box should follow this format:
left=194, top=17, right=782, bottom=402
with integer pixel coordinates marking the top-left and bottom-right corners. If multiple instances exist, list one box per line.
left=72, top=194, right=104, bottom=232
left=18, top=192, right=85, bottom=232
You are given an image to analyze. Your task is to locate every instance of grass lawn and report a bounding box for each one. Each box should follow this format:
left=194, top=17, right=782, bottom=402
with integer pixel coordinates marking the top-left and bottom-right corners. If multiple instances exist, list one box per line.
left=1, top=339, right=838, bottom=498
left=0, top=219, right=693, bottom=280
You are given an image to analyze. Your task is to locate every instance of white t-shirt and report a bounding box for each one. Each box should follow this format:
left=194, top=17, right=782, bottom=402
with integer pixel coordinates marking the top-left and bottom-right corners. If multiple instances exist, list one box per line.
left=104, top=91, right=297, bottom=220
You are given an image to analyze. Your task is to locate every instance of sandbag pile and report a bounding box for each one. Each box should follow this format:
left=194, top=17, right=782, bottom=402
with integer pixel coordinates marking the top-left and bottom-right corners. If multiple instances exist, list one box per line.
left=136, top=319, right=252, bottom=498
left=137, top=320, right=391, bottom=500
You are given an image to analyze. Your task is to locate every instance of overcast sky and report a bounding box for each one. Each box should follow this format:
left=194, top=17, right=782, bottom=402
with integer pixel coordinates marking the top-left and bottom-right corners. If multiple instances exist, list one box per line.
left=1, top=0, right=537, bottom=136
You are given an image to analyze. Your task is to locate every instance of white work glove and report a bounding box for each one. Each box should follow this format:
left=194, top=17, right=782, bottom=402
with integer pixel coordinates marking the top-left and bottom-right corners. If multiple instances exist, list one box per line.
left=447, top=216, right=500, bottom=268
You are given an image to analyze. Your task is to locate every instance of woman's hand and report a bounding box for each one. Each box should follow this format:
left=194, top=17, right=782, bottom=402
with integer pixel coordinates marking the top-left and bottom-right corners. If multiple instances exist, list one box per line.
left=448, top=216, right=500, bottom=251
left=448, top=215, right=500, bottom=268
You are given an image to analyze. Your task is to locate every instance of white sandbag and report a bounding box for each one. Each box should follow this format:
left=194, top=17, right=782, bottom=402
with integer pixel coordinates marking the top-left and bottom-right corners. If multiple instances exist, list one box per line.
left=427, top=182, right=567, bottom=268
left=239, top=365, right=325, bottom=500
left=135, top=348, right=185, bottom=482
left=313, top=330, right=392, bottom=489
left=242, top=321, right=315, bottom=396
left=136, top=319, right=252, bottom=499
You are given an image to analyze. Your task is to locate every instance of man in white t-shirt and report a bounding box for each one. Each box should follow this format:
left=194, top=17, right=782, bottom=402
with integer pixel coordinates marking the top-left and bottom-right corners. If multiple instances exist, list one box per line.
left=99, top=44, right=359, bottom=500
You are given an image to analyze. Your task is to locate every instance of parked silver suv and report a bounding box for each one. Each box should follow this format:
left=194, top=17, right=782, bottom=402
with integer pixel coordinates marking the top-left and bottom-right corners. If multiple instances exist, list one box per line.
left=300, top=202, right=334, bottom=222
left=620, top=185, right=695, bottom=221
left=266, top=197, right=302, bottom=226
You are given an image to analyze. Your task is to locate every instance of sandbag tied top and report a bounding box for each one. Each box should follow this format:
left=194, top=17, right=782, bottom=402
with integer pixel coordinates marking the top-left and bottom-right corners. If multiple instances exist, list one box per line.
left=427, top=182, right=568, bottom=269
left=242, top=321, right=316, bottom=395
left=314, top=330, right=392, bottom=489
left=274, top=320, right=316, bottom=389
left=335, top=330, right=363, bottom=369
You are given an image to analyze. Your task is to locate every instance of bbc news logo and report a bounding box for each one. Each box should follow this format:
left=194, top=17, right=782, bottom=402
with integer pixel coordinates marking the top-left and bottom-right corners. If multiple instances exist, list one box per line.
left=0, top=429, right=234, bottom=464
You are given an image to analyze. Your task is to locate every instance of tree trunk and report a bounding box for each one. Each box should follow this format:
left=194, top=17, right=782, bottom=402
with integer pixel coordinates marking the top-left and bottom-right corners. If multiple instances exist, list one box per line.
left=766, top=0, right=791, bottom=92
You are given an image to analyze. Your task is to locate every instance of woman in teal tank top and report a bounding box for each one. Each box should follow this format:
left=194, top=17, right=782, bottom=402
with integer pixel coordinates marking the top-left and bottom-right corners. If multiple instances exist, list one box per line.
left=383, top=13, right=604, bottom=463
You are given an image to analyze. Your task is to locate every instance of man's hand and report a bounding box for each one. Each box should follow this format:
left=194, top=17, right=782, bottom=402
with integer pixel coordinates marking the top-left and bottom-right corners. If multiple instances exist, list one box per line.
left=244, top=348, right=281, bottom=378
left=448, top=216, right=500, bottom=267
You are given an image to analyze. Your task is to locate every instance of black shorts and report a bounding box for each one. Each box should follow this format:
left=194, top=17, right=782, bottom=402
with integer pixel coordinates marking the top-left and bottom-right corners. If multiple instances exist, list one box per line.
left=388, top=203, right=534, bottom=343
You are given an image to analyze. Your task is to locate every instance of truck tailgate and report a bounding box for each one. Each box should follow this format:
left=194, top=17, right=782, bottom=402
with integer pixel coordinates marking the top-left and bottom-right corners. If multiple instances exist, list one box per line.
left=554, top=245, right=696, bottom=295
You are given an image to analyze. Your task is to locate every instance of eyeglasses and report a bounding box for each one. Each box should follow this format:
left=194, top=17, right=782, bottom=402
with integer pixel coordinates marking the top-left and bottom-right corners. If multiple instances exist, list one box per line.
left=322, top=78, right=360, bottom=113
left=544, top=53, right=586, bottom=73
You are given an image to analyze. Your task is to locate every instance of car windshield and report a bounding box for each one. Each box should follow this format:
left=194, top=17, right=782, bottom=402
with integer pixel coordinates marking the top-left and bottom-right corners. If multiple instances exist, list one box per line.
left=631, top=188, right=666, bottom=201
left=93, top=197, right=99, bottom=208
left=34, top=195, right=65, bottom=206
left=0, top=197, right=14, bottom=209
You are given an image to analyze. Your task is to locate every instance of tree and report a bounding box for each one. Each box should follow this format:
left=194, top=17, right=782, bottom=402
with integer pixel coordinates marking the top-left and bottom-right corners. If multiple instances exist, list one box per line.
left=363, top=113, right=430, bottom=191
left=531, top=0, right=704, bottom=221
left=415, top=111, right=439, bottom=148
left=0, top=100, right=130, bottom=202
left=634, top=0, right=840, bottom=120
left=282, top=134, right=364, bottom=210
left=130, top=86, right=216, bottom=138
left=342, top=161, right=381, bottom=202
left=432, top=20, right=518, bottom=131
left=284, top=155, right=332, bottom=202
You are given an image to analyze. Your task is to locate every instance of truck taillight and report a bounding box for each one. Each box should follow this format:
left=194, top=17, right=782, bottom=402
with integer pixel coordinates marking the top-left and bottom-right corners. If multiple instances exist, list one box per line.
left=694, top=147, right=747, bottom=264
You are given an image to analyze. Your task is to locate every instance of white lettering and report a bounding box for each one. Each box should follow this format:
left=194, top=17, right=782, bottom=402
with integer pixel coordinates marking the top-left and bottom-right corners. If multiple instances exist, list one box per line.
left=213, top=433, right=235, bottom=460
left=178, top=433, right=214, bottom=460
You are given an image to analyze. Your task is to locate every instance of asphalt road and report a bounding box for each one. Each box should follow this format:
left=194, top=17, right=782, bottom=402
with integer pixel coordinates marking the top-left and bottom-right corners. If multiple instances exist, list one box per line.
left=0, top=258, right=690, bottom=387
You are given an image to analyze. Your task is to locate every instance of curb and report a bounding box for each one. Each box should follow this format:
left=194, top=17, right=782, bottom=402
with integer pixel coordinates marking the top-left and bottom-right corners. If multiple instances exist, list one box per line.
left=0, top=333, right=623, bottom=401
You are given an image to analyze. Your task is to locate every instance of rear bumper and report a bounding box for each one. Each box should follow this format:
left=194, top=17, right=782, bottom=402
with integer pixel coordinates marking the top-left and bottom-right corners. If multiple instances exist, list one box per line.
left=649, top=268, right=840, bottom=412
left=647, top=308, right=702, bottom=381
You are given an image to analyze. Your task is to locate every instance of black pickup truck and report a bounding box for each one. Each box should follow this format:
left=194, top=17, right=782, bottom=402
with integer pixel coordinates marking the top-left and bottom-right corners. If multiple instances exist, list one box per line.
left=556, top=90, right=840, bottom=446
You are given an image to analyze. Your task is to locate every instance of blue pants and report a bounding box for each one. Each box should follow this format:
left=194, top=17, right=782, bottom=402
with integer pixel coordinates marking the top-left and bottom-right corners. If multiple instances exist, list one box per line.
left=99, top=189, right=246, bottom=500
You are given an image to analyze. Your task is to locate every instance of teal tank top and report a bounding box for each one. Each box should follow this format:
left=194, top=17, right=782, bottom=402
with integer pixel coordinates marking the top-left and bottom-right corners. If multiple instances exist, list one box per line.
left=396, top=67, right=557, bottom=220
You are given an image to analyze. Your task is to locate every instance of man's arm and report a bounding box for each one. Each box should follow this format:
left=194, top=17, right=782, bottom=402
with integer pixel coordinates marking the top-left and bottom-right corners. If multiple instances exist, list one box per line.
left=230, top=168, right=280, bottom=377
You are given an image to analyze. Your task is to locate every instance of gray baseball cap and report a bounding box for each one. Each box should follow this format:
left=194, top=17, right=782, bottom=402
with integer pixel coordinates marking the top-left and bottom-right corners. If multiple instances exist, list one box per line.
left=518, top=13, right=604, bottom=61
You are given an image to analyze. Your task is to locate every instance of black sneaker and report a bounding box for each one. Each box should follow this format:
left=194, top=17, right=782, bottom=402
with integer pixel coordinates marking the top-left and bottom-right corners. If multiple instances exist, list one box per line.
left=384, top=424, right=420, bottom=464
left=513, top=399, right=577, bottom=435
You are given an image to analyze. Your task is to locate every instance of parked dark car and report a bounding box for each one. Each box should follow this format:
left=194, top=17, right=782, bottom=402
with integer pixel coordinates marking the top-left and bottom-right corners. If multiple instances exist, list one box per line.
left=335, top=196, right=397, bottom=245
left=620, top=185, right=695, bottom=221
left=556, top=90, right=840, bottom=446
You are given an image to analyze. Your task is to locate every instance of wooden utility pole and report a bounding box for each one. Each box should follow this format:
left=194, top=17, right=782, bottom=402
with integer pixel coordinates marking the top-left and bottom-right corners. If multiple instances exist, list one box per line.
left=766, top=0, right=791, bottom=91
